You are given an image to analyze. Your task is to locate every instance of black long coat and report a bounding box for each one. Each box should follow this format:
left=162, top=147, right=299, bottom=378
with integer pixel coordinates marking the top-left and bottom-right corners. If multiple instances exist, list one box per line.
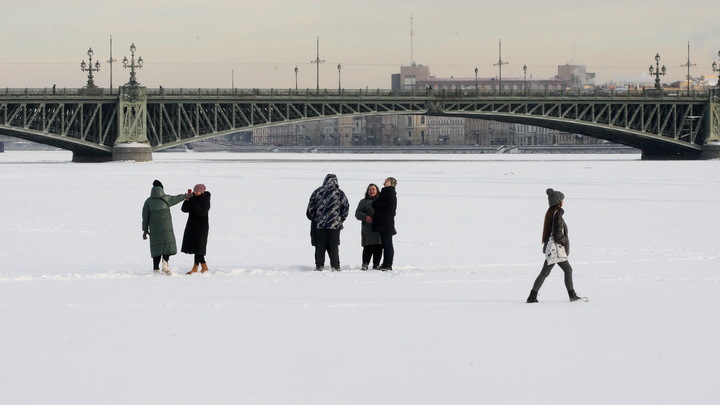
left=371, top=186, right=397, bottom=235
left=181, top=191, right=211, bottom=255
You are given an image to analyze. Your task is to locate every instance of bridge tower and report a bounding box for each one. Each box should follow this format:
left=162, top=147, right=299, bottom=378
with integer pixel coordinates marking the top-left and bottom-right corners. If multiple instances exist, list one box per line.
left=702, top=97, right=720, bottom=158
left=111, top=43, right=152, bottom=162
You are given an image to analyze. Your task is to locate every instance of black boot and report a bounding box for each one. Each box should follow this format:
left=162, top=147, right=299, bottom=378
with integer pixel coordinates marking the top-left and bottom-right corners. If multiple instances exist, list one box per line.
left=568, top=290, right=586, bottom=302
left=526, top=290, right=539, bottom=303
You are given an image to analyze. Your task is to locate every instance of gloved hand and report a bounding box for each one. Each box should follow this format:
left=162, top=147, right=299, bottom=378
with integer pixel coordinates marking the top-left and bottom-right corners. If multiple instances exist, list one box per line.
left=143, top=231, right=148, bottom=240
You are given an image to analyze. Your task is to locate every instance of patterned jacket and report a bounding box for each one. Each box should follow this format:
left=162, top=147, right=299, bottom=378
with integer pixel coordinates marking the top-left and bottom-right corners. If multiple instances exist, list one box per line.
left=306, top=174, right=349, bottom=229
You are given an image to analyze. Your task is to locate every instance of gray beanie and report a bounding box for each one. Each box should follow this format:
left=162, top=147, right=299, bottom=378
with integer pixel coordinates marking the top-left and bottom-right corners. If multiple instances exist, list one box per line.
left=546, top=188, right=564, bottom=206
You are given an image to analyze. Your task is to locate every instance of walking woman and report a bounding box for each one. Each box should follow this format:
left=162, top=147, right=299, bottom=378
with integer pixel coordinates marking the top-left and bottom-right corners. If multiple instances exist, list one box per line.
left=142, top=180, right=189, bottom=275
left=527, top=188, right=587, bottom=303
left=182, top=184, right=211, bottom=274
left=372, top=177, right=397, bottom=271
left=355, top=183, right=383, bottom=270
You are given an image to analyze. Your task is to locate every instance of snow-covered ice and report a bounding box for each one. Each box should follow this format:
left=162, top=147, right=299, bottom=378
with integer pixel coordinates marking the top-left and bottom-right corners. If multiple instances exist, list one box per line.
left=0, top=150, right=718, bottom=404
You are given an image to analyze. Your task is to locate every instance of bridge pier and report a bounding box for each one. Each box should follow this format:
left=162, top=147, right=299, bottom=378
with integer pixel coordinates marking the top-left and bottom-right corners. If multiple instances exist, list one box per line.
left=72, top=153, right=112, bottom=163
left=111, top=143, right=153, bottom=161
left=700, top=143, right=720, bottom=159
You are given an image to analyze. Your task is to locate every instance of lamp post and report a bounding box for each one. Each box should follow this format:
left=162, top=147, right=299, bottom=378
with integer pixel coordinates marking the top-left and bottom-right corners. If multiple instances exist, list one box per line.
left=523, top=64, right=527, bottom=94
left=337, top=63, right=342, bottom=92
left=80, top=48, right=101, bottom=88
left=294, top=66, right=298, bottom=91
left=649, top=53, right=666, bottom=90
left=711, top=50, right=720, bottom=89
left=122, top=43, right=143, bottom=85
left=474, top=67, right=478, bottom=93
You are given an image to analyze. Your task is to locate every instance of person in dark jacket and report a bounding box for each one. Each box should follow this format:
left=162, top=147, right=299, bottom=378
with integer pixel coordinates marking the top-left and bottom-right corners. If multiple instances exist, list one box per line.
left=526, top=188, right=586, bottom=303
left=306, top=174, right=349, bottom=271
left=182, top=184, right=211, bottom=274
left=142, top=180, right=189, bottom=275
left=372, top=177, right=397, bottom=271
left=355, top=183, right=382, bottom=270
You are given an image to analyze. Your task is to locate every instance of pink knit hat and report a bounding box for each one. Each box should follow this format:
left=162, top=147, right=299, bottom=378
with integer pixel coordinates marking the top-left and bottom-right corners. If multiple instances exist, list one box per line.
left=193, top=184, right=206, bottom=193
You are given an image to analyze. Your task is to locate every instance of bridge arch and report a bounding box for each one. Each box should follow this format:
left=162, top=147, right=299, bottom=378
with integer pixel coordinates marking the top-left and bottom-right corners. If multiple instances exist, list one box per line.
left=437, top=111, right=703, bottom=158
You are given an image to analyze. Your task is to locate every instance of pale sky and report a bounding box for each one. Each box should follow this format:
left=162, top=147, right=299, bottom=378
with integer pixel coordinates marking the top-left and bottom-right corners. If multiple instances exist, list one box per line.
left=1, top=0, right=719, bottom=89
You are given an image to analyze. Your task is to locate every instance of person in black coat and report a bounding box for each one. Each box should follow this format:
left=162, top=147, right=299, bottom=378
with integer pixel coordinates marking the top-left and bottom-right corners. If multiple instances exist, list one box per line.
left=182, top=184, right=211, bottom=274
left=372, top=177, right=397, bottom=271
left=526, top=188, right=586, bottom=303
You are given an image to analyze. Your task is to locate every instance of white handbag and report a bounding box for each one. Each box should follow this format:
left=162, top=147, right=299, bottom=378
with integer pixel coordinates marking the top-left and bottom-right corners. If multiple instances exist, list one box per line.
left=545, top=235, right=568, bottom=264
left=544, top=210, right=568, bottom=264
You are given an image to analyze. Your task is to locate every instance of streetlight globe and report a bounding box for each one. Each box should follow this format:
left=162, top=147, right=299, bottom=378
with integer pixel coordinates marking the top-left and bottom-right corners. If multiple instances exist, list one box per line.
left=655, top=53, right=660, bottom=63
left=138, top=57, right=143, bottom=67
left=81, top=60, right=87, bottom=70
left=122, top=57, right=128, bottom=67
left=87, top=48, right=93, bottom=58
left=130, top=43, right=136, bottom=53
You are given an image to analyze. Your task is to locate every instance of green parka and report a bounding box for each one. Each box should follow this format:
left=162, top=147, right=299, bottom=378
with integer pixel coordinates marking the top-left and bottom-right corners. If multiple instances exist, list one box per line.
left=142, top=186, right=187, bottom=257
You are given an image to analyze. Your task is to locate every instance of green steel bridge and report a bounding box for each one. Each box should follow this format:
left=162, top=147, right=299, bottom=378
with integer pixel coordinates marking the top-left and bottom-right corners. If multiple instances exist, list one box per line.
left=1, top=86, right=719, bottom=161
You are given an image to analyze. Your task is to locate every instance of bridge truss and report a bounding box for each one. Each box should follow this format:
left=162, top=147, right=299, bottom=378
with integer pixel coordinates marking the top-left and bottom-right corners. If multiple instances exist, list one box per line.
left=0, top=88, right=717, bottom=159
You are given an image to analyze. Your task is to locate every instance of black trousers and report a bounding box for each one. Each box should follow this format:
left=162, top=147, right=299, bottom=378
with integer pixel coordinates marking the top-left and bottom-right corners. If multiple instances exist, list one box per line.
left=379, top=233, right=394, bottom=267
left=362, top=244, right=383, bottom=267
left=193, top=254, right=206, bottom=265
left=315, top=229, right=341, bottom=269
left=531, top=260, right=574, bottom=292
left=152, top=254, right=171, bottom=270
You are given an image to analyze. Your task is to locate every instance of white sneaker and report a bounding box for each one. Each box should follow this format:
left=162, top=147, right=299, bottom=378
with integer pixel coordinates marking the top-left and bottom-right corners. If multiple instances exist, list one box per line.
left=161, top=259, right=171, bottom=275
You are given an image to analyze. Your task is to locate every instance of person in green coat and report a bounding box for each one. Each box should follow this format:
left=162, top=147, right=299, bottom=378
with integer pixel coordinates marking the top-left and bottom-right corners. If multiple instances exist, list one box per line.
left=142, top=180, right=189, bottom=275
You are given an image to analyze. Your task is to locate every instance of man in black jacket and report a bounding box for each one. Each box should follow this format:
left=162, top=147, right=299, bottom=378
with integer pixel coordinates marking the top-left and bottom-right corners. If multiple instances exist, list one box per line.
left=372, top=177, right=397, bottom=271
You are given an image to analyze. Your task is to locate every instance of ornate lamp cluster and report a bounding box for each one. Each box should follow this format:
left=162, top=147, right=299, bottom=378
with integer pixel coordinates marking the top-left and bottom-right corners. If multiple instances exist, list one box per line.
left=711, top=50, right=720, bottom=89
left=80, top=43, right=145, bottom=89
left=80, top=48, right=101, bottom=88
left=122, top=43, right=143, bottom=85
left=649, top=53, right=666, bottom=90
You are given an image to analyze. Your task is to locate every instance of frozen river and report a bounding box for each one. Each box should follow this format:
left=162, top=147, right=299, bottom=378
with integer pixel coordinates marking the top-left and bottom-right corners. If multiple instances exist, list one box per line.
left=0, top=150, right=718, bottom=404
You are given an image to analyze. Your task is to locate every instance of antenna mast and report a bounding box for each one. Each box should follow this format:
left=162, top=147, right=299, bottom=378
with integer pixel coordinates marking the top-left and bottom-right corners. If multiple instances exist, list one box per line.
left=311, top=36, right=325, bottom=91
left=493, top=39, right=509, bottom=91
left=680, top=41, right=696, bottom=96
left=107, top=35, right=117, bottom=91
left=410, top=14, right=415, bottom=66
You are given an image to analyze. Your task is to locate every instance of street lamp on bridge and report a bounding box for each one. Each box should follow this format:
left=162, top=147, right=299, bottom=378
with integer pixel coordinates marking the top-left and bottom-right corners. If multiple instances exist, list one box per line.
left=474, top=67, right=478, bottom=92
left=294, top=66, right=298, bottom=91
left=649, top=53, right=666, bottom=90
left=711, top=50, right=720, bottom=89
left=80, top=48, right=101, bottom=88
left=337, top=63, right=342, bottom=92
left=122, top=43, right=143, bottom=86
left=523, top=64, right=528, bottom=94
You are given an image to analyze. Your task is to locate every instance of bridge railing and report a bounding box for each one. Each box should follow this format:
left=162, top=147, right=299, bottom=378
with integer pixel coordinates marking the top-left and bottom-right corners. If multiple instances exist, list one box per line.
left=0, top=87, right=117, bottom=100
left=1, top=87, right=717, bottom=101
